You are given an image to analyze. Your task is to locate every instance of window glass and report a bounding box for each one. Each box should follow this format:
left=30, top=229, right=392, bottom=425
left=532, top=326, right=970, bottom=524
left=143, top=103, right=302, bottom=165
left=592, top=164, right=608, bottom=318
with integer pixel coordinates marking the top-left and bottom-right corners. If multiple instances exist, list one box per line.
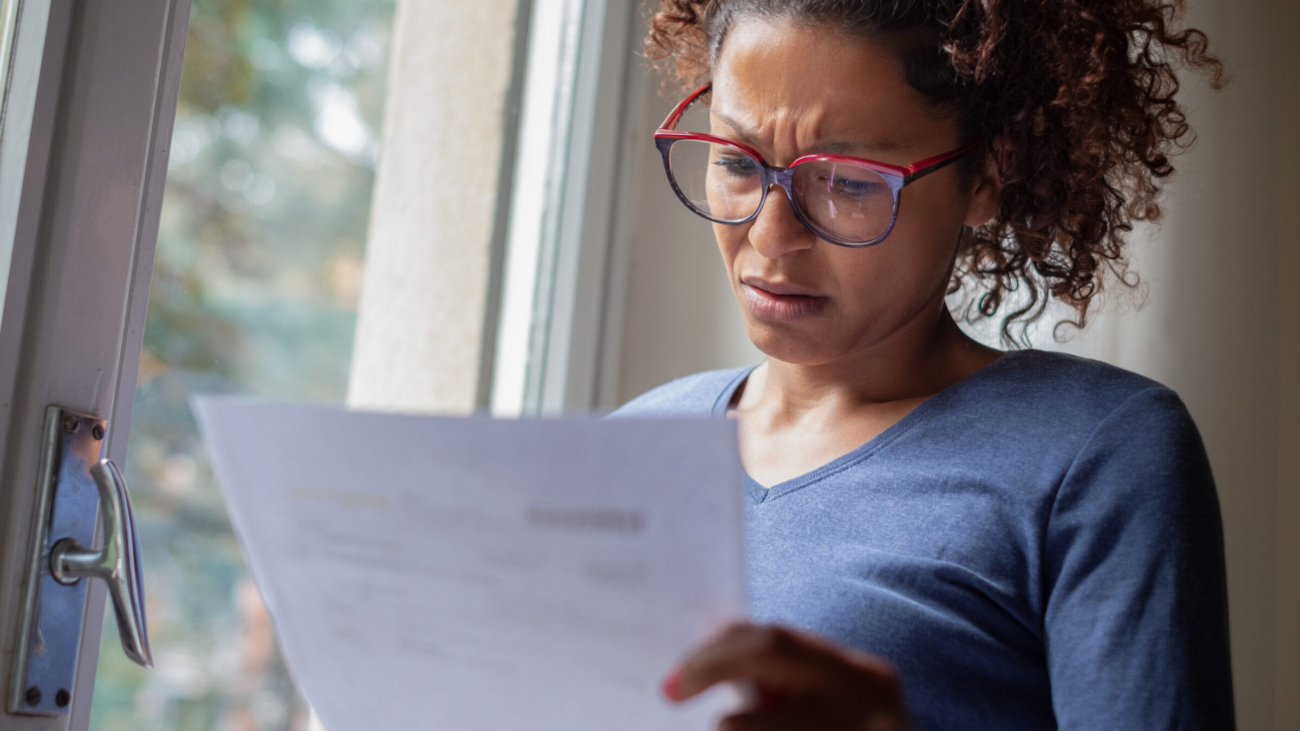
left=91, top=1, right=394, bottom=728
left=0, top=0, right=33, bottom=327
left=0, top=0, right=19, bottom=128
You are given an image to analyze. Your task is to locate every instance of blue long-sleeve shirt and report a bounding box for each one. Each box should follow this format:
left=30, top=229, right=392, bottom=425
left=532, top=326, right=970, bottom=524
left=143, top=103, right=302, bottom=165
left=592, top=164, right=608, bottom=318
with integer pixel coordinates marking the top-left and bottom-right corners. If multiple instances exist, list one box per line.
left=612, top=350, right=1234, bottom=730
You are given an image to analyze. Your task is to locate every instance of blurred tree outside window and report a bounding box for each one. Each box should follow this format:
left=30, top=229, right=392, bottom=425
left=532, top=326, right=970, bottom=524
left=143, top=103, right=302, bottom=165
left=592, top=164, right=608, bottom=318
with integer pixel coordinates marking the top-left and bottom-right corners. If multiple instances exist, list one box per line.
left=91, top=1, right=395, bottom=729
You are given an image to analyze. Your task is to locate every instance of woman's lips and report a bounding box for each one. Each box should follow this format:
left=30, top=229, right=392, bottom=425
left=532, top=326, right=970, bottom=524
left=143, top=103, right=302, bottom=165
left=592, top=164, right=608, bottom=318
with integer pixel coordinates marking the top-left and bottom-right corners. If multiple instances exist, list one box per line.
left=741, top=280, right=829, bottom=322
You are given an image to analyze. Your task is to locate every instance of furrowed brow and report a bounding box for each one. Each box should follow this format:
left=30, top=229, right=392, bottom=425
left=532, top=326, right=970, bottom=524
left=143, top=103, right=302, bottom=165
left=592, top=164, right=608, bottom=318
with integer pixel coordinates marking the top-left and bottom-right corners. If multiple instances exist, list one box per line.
left=810, top=139, right=902, bottom=155
left=711, top=111, right=765, bottom=148
left=711, top=110, right=901, bottom=157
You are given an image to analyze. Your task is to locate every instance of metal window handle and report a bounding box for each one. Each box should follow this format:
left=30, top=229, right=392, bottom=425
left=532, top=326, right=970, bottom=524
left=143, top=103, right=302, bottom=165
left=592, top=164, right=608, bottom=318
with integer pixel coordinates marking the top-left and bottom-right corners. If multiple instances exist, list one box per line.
left=49, top=458, right=153, bottom=668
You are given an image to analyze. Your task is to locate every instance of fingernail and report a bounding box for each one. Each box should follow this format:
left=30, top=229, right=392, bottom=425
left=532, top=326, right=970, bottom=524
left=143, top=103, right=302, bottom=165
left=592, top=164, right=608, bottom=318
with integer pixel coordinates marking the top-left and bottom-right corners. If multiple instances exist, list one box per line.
left=661, top=671, right=682, bottom=701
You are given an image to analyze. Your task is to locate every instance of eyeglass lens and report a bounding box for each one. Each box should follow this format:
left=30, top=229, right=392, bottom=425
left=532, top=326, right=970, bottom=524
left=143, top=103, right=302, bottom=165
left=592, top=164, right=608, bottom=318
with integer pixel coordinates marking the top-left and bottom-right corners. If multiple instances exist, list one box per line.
left=668, top=139, right=896, bottom=244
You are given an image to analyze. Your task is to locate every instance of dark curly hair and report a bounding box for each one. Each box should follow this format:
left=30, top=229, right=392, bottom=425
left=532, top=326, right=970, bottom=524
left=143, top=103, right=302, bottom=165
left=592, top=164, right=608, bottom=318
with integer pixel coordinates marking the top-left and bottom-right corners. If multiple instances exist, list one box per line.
left=646, top=0, right=1225, bottom=344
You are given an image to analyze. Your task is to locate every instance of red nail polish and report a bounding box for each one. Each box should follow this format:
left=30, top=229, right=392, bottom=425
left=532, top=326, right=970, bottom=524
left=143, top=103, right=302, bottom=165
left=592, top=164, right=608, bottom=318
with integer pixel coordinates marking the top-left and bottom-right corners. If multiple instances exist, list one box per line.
left=661, top=671, right=682, bottom=701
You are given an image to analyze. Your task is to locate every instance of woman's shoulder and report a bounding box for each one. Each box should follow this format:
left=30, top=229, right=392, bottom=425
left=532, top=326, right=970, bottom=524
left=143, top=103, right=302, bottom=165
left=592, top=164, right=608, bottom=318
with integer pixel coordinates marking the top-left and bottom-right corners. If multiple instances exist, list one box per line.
left=608, top=366, right=753, bottom=419
left=964, top=349, right=1205, bottom=474
left=980, top=348, right=1186, bottom=422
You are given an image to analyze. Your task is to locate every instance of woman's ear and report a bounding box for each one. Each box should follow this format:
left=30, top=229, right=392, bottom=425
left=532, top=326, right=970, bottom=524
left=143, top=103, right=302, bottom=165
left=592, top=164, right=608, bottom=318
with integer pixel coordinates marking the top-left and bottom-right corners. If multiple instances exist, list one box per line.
left=963, top=152, right=1002, bottom=228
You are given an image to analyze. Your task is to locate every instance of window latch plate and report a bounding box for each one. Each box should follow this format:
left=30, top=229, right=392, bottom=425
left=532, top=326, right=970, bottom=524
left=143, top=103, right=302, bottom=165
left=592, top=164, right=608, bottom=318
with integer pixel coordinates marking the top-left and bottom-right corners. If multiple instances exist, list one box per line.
left=8, top=405, right=152, bottom=716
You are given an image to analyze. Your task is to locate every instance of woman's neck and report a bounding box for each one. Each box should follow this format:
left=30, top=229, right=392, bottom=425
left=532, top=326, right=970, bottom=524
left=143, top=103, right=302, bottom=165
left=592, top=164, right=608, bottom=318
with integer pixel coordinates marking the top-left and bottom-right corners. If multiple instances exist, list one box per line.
left=736, top=307, right=1001, bottom=416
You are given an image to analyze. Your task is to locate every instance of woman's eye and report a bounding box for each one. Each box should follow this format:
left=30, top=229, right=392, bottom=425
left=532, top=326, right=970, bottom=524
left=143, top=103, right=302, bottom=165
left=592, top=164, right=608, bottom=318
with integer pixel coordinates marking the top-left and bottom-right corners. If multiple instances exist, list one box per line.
left=713, top=157, right=759, bottom=177
left=824, top=176, right=884, bottom=198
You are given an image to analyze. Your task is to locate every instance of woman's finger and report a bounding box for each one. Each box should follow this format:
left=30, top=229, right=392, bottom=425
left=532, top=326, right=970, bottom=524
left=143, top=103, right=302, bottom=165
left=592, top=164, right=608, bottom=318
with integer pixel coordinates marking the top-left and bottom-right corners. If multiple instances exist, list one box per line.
left=716, top=700, right=908, bottom=731
left=716, top=704, right=825, bottom=731
left=668, top=623, right=898, bottom=701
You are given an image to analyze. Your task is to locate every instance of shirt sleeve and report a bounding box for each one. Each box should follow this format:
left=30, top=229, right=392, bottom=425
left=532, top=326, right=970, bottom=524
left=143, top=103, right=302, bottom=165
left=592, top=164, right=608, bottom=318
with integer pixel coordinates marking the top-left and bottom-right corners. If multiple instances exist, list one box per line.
left=1043, top=387, right=1235, bottom=730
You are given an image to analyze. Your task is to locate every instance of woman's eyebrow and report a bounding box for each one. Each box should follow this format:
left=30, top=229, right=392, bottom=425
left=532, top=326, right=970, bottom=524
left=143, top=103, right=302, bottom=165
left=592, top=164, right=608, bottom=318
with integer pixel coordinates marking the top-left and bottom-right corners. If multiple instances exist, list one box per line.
left=711, top=110, right=901, bottom=155
left=811, top=139, right=901, bottom=155
left=710, top=111, right=764, bottom=146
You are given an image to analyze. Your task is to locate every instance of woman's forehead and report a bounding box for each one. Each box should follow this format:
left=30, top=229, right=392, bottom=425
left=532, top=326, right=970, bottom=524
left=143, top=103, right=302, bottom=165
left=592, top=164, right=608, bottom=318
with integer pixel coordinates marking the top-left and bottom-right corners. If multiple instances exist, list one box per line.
left=708, top=102, right=901, bottom=158
left=709, top=17, right=950, bottom=155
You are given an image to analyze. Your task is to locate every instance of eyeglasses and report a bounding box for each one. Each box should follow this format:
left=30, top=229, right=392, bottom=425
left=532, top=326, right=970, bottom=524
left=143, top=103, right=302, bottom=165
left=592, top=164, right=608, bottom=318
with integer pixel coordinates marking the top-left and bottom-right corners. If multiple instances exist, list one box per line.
left=654, top=83, right=979, bottom=248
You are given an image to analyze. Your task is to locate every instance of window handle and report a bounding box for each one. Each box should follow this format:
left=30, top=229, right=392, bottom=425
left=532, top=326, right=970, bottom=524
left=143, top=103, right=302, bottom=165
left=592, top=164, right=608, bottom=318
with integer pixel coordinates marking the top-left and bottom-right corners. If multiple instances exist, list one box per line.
left=49, top=459, right=153, bottom=668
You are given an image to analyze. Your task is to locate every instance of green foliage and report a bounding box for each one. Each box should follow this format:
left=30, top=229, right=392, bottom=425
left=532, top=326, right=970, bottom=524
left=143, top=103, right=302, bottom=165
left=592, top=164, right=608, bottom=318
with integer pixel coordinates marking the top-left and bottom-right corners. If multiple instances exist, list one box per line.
left=92, top=1, right=394, bottom=729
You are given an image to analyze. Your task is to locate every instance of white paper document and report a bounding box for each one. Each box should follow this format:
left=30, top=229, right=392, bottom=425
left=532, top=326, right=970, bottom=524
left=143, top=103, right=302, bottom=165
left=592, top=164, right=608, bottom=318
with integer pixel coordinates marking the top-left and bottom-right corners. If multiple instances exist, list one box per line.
left=194, top=398, right=747, bottom=731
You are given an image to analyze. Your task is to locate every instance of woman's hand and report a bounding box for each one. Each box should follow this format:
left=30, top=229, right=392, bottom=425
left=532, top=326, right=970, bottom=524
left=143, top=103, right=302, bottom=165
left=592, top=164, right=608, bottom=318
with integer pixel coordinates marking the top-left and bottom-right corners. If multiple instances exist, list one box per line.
left=662, top=622, right=910, bottom=731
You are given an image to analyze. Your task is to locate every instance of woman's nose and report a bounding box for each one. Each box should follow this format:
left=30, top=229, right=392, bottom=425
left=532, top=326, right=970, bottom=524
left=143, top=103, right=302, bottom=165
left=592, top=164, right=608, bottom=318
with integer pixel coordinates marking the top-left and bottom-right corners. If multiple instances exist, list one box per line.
left=748, top=184, right=817, bottom=259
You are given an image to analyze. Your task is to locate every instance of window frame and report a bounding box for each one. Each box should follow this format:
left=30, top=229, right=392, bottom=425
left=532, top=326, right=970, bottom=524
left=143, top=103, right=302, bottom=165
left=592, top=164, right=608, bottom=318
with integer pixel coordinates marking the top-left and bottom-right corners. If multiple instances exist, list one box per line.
left=0, top=1, right=188, bottom=728
left=487, top=0, right=640, bottom=415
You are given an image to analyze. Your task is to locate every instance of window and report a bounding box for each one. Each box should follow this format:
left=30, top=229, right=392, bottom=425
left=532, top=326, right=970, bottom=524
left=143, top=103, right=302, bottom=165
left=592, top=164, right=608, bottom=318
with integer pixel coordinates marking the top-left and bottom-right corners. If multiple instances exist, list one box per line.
left=90, top=3, right=396, bottom=728
left=87, top=0, right=639, bottom=727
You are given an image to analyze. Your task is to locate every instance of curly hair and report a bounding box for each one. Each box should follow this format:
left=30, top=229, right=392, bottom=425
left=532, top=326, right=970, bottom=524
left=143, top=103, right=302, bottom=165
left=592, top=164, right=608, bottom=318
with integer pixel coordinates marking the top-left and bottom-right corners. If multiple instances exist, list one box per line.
left=646, top=0, right=1225, bottom=344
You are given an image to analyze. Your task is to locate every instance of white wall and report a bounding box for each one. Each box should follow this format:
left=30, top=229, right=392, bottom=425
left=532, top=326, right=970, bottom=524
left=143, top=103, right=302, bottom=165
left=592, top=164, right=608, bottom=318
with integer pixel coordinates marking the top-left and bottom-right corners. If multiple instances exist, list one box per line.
left=1274, top=1, right=1298, bottom=728
left=347, top=0, right=520, bottom=414
left=611, top=2, right=1293, bottom=727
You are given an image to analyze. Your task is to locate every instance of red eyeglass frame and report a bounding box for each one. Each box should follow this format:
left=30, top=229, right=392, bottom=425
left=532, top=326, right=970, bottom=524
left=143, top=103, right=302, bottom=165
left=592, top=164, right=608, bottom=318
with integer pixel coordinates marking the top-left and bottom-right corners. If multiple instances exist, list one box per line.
left=654, top=83, right=980, bottom=247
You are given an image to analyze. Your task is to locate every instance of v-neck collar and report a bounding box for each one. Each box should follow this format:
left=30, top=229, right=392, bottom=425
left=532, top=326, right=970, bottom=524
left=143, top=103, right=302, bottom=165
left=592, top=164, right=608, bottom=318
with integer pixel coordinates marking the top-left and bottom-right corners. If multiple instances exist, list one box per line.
left=713, top=350, right=1027, bottom=505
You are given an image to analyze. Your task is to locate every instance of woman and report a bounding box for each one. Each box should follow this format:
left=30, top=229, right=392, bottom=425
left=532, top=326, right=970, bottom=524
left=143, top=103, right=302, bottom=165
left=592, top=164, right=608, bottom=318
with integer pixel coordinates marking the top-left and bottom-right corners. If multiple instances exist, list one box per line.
left=611, top=0, right=1234, bottom=729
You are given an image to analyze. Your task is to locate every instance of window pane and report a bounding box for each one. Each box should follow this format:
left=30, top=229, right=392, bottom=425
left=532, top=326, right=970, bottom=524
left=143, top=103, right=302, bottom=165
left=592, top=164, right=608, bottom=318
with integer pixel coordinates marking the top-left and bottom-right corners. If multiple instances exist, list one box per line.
left=0, top=0, right=21, bottom=129
left=0, top=0, right=45, bottom=333
left=90, top=1, right=394, bottom=728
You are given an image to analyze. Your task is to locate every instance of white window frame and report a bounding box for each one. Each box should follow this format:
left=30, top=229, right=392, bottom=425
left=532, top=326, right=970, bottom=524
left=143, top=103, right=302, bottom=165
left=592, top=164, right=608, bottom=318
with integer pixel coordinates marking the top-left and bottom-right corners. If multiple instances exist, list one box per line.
left=489, top=0, right=640, bottom=415
left=0, top=1, right=189, bottom=728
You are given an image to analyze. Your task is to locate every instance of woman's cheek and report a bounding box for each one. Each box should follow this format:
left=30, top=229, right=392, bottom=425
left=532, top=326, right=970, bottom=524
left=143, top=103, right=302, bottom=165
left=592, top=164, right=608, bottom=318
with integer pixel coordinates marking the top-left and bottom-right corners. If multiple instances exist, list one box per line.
left=860, top=225, right=960, bottom=305
left=714, top=223, right=747, bottom=277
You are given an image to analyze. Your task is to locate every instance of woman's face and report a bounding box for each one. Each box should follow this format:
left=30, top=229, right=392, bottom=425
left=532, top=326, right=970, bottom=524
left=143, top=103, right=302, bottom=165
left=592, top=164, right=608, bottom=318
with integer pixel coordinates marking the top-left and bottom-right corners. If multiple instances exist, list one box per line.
left=709, top=17, right=997, bottom=365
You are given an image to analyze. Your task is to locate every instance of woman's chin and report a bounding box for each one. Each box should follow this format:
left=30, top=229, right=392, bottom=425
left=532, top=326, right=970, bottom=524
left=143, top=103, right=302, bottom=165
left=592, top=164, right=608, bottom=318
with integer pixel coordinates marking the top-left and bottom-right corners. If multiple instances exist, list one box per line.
left=743, top=322, right=846, bottom=366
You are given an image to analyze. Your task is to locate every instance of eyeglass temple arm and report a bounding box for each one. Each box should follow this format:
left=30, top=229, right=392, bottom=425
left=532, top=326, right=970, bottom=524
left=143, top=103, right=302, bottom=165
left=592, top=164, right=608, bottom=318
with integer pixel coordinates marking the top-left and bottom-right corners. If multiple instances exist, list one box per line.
left=660, top=83, right=713, bottom=131
left=902, top=142, right=981, bottom=185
